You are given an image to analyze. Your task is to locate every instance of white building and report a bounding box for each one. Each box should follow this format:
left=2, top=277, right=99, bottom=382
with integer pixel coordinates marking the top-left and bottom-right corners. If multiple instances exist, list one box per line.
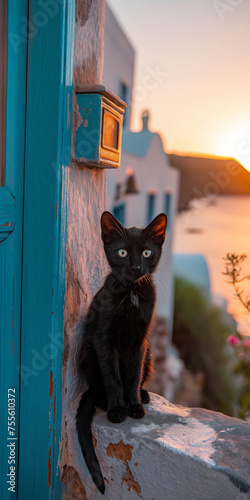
left=103, top=2, right=134, bottom=128
left=104, top=4, right=179, bottom=335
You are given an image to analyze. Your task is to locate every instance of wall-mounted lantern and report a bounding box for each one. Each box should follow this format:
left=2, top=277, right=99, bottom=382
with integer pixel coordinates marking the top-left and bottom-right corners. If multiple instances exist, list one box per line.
left=74, top=85, right=127, bottom=169
left=114, top=167, right=139, bottom=201
left=124, top=168, right=139, bottom=195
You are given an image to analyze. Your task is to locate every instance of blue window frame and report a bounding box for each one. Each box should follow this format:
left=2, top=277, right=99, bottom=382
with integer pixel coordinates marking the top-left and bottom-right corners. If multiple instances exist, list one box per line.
left=147, top=194, right=156, bottom=223
left=120, top=82, right=129, bottom=128
left=164, top=193, right=172, bottom=230
left=113, top=203, right=125, bottom=225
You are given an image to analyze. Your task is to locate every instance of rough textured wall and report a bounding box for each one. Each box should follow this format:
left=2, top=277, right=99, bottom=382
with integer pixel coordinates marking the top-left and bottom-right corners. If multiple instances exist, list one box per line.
left=103, top=3, right=135, bottom=128
left=70, top=393, right=250, bottom=499
left=61, top=0, right=107, bottom=497
left=74, top=0, right=105, bottom=85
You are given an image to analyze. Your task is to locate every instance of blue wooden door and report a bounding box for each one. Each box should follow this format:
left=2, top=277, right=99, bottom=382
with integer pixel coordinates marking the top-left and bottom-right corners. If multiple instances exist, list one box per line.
left=0, top=1, right=74, bottom=498
left=0, top=1, right=28, bottom=498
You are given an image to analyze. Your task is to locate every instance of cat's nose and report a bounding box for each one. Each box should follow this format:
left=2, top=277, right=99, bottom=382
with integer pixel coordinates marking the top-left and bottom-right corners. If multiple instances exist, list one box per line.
left=131, top=264, right=141, bottom=271
left=131, top=264, right=141, bottom=278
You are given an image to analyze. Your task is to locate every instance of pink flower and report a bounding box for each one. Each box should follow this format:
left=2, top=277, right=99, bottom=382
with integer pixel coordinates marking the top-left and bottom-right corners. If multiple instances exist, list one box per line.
left=244, top=340, right=250, bottom=348
left=227, top=335, right=240, bottom=345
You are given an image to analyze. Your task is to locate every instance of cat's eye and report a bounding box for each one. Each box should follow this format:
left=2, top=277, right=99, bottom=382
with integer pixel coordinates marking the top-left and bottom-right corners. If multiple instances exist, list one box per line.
left=142, top=249, right=152, bottom=258
left=118, top=249, right=128, bottom=258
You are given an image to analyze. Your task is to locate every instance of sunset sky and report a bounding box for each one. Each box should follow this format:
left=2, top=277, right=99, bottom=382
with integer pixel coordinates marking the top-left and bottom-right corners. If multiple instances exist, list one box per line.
left=107, top=0, right=250, bottom=170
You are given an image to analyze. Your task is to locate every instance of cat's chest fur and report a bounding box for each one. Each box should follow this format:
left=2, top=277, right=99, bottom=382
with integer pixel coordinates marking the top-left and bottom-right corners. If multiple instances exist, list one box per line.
left=114, top=279, right=155, bottom=312
left=109, top=280, right=155, bottom=347
left=130, top=291, right=139, bottom=307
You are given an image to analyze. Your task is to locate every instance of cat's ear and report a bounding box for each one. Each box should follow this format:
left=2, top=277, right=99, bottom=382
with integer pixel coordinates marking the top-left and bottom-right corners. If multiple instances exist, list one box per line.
left=144, top=213, right=167, bottom=245
left=101, top=211, right=125, bottom=244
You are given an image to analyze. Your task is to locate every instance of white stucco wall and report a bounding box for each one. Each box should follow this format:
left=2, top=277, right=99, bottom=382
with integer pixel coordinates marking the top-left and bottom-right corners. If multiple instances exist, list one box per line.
left=103, top=2, right=135, bottom=128
left=107, top=132, right=179, bottom=333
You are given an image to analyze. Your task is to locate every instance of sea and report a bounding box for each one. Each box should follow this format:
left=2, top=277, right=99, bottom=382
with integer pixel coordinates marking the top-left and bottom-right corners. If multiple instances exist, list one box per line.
left=173, top=195, right=250, bottom=336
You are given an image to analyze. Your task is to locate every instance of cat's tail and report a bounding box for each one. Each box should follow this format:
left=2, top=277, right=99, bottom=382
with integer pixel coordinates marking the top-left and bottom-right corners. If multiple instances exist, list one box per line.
left=76, top=388, right=105, bottom=494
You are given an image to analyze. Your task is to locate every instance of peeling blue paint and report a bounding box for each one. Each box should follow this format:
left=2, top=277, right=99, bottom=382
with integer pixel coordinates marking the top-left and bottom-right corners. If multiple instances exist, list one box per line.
left=0, top=188, right=16, bottom=242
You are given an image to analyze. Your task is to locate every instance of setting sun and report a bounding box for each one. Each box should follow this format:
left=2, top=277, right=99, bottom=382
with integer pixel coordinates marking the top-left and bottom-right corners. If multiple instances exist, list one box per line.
left=212, top=122, right=250, bottom=172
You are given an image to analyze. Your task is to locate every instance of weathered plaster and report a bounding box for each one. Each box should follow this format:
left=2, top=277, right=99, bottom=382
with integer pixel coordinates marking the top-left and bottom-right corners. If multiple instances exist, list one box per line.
left=74, top=0, right=105, bottom=85
left=61, top=0, right=107, bottom=497
left=106, top=440, right=133, bottom=462
left=62, top=166, right=107, bottom=496
left=61, top=465, right=88, bottom=500
left=76, top=393, right=250, bottom=499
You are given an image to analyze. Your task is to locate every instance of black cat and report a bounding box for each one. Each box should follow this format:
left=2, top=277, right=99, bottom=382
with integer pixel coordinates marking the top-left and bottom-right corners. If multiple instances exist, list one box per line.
left=76, top=211, right=167, bottom=494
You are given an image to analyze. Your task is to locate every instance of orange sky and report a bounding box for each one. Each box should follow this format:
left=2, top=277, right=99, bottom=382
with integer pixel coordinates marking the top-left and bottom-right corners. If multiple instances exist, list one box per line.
left=107, top=0, right=250, bottom=171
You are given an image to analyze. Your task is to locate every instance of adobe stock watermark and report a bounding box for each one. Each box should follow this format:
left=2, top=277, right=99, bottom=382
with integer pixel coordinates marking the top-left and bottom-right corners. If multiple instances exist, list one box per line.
left=213, top=0, right=246, bottom=21
left=51, top=127, right=100, bottom=172
left=132, top=65, right=169, bottom=104
left=8, top=0, right=66, bottom=54
left=18, top=331, right=63, bottom=386
left=192, top=159, right=242, bottom=201
left=182, top=160, right=243, bottom=227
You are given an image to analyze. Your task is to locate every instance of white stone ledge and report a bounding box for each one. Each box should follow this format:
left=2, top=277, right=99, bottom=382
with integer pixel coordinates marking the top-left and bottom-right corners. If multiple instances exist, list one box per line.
left=76, top=393, right=250, bottom=499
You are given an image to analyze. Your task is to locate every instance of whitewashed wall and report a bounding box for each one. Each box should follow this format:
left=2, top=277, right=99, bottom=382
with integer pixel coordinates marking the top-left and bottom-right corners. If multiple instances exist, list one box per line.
left=77, top=393, right=250, bottom=499
left=103, top=3, right=134, bottom=128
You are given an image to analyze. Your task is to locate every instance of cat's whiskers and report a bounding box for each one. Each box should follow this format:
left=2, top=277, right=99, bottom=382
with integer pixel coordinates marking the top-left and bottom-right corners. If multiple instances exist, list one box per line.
left=145, top=275, right=153, bottom=287
left=112, top=270, right=124, bottom=286
left=154, top=276, right=168, bottom=292
left=111, top=269, right=130, bottom=294
left=139, top=274, right=152, bottom=288
left=119, top=296, right=126, bottom=307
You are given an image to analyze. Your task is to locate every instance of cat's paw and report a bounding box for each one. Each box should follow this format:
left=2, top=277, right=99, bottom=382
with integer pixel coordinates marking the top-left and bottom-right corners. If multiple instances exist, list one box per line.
left=140, top=388, right=150, bottom=404
left=127, top=403, right=145, bottom=419
left=107, top=406, right=127, bottom=423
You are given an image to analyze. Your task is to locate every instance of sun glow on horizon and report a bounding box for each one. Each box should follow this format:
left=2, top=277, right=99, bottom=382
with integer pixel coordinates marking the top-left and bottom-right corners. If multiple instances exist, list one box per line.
left=216, top=122, right=250, bottom=172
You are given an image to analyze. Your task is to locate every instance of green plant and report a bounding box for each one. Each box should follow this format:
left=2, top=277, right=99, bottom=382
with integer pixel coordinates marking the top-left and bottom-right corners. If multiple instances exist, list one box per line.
left=223, top=253, right=250, bottom=313
left=172, top=276, right=237, bottom=416
left=223, top=253, right=250, bottom=421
